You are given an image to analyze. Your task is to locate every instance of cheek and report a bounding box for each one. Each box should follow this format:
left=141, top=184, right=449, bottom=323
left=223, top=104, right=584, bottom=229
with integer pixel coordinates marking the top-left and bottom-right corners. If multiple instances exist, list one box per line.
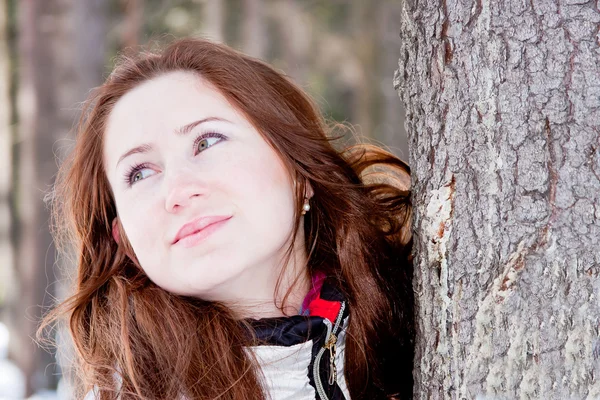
left=117, top=199, right=163, bottom=259
left=229, top=144, right=293, bottom=204
left=229, top=147, right=296, bottom=236
left=246, top=142, right=291, bottom=192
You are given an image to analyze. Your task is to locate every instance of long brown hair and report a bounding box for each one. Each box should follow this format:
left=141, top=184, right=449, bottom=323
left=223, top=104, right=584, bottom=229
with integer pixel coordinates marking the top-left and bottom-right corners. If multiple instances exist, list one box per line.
left=39, top=38, right=414, bottom=399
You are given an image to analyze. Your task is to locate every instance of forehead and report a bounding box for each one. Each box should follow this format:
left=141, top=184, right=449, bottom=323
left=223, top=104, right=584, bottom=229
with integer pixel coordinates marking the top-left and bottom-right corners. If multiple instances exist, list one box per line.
left=106, top=70, right=238, bottom=131
left=103, top=71, right=242, bottom=166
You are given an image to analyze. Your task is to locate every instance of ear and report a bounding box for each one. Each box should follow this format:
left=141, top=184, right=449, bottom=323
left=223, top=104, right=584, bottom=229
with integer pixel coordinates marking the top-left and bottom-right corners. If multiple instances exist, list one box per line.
left=293, top=175, right=314, bottom=200
left=305, top=181, right=314, bottom=200
left=111, top=218, right=120, bottom=244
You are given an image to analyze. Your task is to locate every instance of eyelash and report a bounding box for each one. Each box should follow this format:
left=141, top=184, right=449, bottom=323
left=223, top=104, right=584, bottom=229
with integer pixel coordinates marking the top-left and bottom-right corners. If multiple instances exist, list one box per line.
left=123, top=131, right=227, bottom=187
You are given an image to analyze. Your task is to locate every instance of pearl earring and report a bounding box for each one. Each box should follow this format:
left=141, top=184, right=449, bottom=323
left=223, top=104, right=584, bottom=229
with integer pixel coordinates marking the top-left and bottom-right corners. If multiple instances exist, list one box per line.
left=301, top=200, right=311, bottom=215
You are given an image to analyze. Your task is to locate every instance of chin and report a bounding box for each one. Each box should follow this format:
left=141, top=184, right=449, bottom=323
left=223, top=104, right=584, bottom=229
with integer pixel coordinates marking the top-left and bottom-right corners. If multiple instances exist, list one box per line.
left=174, top=270, right=232, bottom=298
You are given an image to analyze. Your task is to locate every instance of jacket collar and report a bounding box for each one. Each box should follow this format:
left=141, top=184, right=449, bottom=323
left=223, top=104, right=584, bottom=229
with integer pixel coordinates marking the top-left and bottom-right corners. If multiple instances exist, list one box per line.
left=244, top=275, right=348, bottom=347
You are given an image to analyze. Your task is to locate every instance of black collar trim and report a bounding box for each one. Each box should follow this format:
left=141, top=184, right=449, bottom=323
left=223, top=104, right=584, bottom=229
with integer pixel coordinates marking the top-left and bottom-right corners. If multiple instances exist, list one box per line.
left=243, top=280, right=347, bottom=347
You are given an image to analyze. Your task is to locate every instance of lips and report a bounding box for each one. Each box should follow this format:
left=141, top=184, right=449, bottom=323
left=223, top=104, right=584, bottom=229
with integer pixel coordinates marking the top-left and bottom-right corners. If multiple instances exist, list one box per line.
left=172, top=215, right=232, bottom=245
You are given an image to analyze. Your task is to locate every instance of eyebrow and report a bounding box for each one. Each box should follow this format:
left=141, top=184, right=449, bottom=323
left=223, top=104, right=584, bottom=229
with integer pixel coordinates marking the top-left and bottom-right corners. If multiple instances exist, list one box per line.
left=115, top=117, right=231, bottom=168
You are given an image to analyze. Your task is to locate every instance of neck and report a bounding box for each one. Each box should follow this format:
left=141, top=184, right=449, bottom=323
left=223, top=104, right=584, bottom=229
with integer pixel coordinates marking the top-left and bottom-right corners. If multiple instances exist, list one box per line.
left=234, top=263, right=311, bottom=319
left=202, top=227, right=313, bottom=320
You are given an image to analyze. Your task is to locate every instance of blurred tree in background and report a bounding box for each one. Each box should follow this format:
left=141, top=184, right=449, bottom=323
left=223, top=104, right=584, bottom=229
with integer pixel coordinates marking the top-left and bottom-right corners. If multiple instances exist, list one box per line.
left=0, top=0, right=408, bottom=397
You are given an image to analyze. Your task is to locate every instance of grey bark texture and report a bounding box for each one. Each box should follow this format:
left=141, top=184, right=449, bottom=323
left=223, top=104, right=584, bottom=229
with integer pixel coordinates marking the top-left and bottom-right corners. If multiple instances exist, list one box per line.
left=395, top=0, right=600, bottom=399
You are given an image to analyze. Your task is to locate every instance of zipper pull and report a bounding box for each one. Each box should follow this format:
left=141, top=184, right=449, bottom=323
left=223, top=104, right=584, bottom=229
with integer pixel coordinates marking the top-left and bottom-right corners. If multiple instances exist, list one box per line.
left=325, top=334, right=337, bottom=385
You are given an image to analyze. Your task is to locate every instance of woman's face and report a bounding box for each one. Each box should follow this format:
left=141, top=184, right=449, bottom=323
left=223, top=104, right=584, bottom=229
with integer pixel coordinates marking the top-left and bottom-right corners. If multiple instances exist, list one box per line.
left=103, top=71, right=303, bottom=304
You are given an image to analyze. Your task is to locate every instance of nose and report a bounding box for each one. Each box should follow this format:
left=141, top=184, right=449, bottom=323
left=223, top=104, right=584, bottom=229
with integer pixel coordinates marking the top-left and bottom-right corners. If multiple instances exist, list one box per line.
left=164, top=167, right=208, bottom=213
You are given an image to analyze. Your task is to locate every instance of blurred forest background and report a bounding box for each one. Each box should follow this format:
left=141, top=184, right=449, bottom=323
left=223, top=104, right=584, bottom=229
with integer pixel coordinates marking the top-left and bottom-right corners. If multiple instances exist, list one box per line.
left=0, top=0, right=407, bottom=398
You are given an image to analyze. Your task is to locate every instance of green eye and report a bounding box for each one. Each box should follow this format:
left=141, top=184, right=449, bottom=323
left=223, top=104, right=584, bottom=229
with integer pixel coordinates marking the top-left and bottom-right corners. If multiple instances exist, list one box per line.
left=195, top=135, right=224, bottom=154
left=131, top=168, right=154, bottom=184
left=197, top=138, right=210, bottom=151
left=125, top=163, right=155, bottom=187
left=133, top=171, right=143, bottom=182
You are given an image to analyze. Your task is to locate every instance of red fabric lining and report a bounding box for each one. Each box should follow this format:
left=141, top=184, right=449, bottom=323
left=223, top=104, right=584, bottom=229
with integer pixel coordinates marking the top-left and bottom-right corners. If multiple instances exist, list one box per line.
left=301, top=271, right=327, bottom=311
left=308, top=298, right=342, bottom=322
left=300, top=271, right=342, bottom=322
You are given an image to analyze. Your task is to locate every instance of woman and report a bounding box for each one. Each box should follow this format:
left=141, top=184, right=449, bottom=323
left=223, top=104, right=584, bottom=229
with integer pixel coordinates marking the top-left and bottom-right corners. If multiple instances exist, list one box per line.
left=41, top=37, right=414, bottom=399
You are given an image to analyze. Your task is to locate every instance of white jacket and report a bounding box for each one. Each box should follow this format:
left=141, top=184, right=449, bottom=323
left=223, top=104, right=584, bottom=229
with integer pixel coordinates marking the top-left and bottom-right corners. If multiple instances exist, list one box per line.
left=246, top=291, right=350, bottom=400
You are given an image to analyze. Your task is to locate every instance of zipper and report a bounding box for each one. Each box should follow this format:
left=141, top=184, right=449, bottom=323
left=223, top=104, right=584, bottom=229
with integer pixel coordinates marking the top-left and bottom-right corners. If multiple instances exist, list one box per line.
left=313, top=301, right=346, bottom=400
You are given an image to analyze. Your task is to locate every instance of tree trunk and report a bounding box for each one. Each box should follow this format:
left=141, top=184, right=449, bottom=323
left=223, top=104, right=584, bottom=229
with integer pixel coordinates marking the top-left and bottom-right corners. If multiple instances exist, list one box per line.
left=203, top=0, right=224, bottom=43
left=242, top=0, right=266, bottom=59
left=396, top=0, right=600, bottom=399
left=378, top=0, right=408, bottom=159
left=272, top=0, right=311, bottom=83
left=350, top=0, right=378, bottom=140
left=13, top=0, right=108, bottom=394
left=121, top=0, right=143, bottom=49
left=14, top=0, right=48, bottom=393
left=0, top=0, right=16, bottom=313
left=74, top=0, right=108, bottom=94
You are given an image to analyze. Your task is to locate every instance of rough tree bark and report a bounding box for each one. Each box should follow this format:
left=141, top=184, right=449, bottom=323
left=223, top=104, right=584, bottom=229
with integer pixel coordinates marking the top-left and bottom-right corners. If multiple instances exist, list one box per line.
left=396, top=0, right=600, bottom=399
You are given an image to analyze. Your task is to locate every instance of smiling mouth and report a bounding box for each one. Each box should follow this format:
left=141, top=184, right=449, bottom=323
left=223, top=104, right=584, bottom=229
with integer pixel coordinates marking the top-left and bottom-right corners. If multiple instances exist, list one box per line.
left=172, top=216, right=232, bottom=248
